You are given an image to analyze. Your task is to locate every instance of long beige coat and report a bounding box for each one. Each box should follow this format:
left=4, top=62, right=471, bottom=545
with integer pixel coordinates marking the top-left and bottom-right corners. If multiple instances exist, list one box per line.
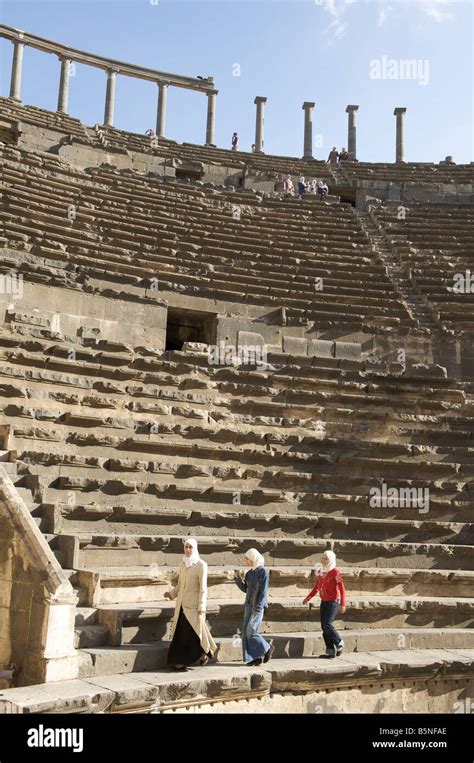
left=168, top=559, right=217, bottom=655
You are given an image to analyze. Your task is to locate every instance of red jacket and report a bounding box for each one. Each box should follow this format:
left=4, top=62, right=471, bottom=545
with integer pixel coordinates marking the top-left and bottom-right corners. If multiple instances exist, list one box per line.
left=306, top=568, right=346, bottom=607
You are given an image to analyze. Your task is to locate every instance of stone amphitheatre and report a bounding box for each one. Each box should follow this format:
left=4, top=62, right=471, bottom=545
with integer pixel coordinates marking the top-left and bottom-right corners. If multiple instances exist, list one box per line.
left=0, top=25, right=473, bottom=715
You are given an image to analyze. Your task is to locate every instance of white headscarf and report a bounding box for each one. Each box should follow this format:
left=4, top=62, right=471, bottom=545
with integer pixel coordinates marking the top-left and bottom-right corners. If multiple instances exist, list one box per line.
left=316, top=550, right=337, bottom=576
left=183, top=538, right=200, bottom=568
left=245, top=548, right=265, bottom=569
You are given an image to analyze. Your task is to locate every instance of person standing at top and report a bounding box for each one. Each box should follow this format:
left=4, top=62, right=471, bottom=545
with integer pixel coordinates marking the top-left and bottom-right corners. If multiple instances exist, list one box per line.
left=165, top=538, right=216, bottom=671
left=298, top=176, right=307, bottom=196
left=234, top=549, right=274, bottom=666
left=232, top=132, right=240, bottom=150
left=339, top=147, right=349, bottom=162
left=283, top=174, right=295, bottom=196
left=303, top=550, right=346, bottom=658
left=327, top=146, right=339, bottom=165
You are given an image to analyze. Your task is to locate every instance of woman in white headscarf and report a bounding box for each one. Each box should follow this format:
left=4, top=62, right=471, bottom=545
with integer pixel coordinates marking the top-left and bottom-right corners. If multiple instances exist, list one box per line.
left=164, top=538, right=216, bottom=671
left=303, top=550, right=346, bottom=658
left=234, top=548, right=273, bottom=666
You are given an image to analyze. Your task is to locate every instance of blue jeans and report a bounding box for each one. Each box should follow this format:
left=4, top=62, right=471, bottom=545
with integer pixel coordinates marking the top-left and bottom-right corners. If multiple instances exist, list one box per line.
left=242, top=607, right=270, bottom=663
left=320, top=600, right=342, bottom=655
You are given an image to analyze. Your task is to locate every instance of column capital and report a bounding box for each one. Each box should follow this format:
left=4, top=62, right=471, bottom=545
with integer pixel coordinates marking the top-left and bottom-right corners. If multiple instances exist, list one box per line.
left=107, top=68, right=120, bottom=76
left=57, top=53, right=72, bottom=63
left=207, top=89, right=218, bottom=97
left=254, top=96, right=267, bottom=104
left=156, top=80, right=170, bottom=88
left=394, top=107, right=407, bottom=116
left=302, top=101, right=315, bottom=110
left=346, top=104, right=359, bottom=113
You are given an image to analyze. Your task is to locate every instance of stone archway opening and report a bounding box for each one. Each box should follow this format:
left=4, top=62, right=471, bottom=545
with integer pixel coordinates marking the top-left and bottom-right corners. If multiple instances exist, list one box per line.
left=165, top=308, right=216, bottom=351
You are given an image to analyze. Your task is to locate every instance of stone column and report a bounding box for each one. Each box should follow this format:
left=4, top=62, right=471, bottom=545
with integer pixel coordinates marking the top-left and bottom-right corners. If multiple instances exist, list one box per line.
left=104, top=69, right=118, bottom=127
left=394, top=107, right=407, bottom=163
left=57, top=56, right=72, bottom=114
left=254, top=96, right=267, bottom=153
left=9, top=39, right=25, bottom=101
left=302, top=102, right=315, bottom=159
left=156, top=81, right=169, bottom=138
left=346, top=104, right=359, bottom=161
left=205, top=90, right=217, bottom=146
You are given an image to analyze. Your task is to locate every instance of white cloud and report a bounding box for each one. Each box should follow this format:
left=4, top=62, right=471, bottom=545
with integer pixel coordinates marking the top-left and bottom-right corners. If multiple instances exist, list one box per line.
left=421, top=1, right=454, bottom=23
left=319, top=0, right=455, bottom=40
left=328, top=17, right=348, bottom=38
left=320, top=0, right=356, bottom=42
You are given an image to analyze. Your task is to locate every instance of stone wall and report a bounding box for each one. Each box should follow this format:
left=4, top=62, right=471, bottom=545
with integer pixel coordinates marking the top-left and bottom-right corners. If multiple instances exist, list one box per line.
left=0, top=468, right=78, bottom=686
left=0, top=279, right=168, bottom=350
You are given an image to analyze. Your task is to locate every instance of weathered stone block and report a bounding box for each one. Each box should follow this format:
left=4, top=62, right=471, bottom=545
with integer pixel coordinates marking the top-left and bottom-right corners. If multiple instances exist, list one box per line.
left=334, top=342, right=361, bottom=361
left=307, top=339, right=335, bottom=358
left=283, top=336, right=308, bottom=356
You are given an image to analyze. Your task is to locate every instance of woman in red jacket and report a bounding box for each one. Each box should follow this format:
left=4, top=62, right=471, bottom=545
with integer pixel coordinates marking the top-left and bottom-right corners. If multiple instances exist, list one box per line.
left=303, top=550, right=346, bottom=658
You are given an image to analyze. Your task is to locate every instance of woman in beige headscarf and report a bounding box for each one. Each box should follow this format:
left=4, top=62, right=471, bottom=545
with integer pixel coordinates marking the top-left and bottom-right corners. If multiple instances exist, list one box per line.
left=164, top=538, right=216, bottom=671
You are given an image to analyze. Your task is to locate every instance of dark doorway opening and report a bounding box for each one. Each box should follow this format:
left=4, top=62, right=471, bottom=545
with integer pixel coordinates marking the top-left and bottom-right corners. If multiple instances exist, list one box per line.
left=165, top=308, right=216, bottom=351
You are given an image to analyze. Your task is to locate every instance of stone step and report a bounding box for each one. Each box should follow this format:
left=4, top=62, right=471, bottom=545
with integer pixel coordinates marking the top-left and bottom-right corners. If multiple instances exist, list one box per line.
left=62, top=568, right=79, bottom=585
left=10, top=485, right=33, bottom=499
left=62, top=533, right=474, bottom=571
left=0, top=463, right=17, bottom=475
left=96, top=596, right=474, bottom=645
left=75, top=607, right=98, bottom=626
left=43, top=504, right=474, bottom=544
left=32, top=515, right=50, bottom=532
left=38, top=486, right=474, bottom=521
left=76, top=565, right=474, bottom=606
left=74, top=624, right=110, bottom=649
left=0, top=450, right=11, bottom=462
left=2, top=649, right=473, bottom=713
left=77, top=628, right=474, bottom=678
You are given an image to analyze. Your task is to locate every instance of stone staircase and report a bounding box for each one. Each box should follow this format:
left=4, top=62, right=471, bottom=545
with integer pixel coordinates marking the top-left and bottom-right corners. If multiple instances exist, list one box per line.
left=355, top=208, right=443, bottom=334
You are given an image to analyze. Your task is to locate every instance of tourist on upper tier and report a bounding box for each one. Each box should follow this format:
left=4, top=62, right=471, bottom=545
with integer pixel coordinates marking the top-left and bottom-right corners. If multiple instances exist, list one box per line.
left=303, top=550, right=346, bottom=658
left=298, top=176, right=307, bottom=195
left=145, top=128, right=156, bottom=138
left=251, top=143, right=256, bottom=153
left=232, top=132, right=239, bottom=150
left=283, top=174, right=295, bottom=196
left=234, top=549, right=274, bottom=666
left=339, top=148, right=349, bottom=162
left=317, top=180, right=329, bottom=197
left=164, top=538, right=216, bottom=671
left=327, top=146, right=339, bottom=165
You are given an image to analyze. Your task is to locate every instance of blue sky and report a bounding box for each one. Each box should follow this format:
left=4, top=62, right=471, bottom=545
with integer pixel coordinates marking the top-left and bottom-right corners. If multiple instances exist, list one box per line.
left=0, top=0, right=472, bottom=162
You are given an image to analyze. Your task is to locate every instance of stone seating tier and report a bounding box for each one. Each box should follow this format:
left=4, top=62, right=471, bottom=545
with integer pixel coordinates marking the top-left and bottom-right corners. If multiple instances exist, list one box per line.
left=371, top=203, right=474, bottom=333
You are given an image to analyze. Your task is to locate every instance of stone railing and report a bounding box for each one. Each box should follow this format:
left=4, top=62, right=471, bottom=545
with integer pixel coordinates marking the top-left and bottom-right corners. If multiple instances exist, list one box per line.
left=0, top=23, right=218, bottom=144
left=0, top=25, right=413, bottom=159
left=0, top=465, right=79, bottom=686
